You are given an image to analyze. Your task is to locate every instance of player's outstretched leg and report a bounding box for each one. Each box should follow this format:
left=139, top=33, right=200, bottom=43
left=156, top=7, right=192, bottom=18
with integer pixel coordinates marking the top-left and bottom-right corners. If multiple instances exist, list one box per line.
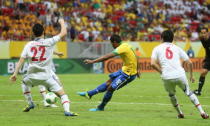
left=46, top=75, right=78, bottom=116
left=54, top=88, right=78, bottom=116
left=89, top=91, right=113, bottom=112
left=187, top=92, right=209, bottom=119
left=60, top=94, right=78, bottom=116
left=77, top=82, right=108, bottom=99
left=168, top=94, right=184, bottom=118
left=21, top=84, right=35, bottom=112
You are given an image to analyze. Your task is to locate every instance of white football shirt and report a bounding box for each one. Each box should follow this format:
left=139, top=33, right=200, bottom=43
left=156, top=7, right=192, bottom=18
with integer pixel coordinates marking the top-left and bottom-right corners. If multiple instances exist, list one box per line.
left=21, top=36, right=60, bottom=80
left=151, top=42, right=189, bottom=79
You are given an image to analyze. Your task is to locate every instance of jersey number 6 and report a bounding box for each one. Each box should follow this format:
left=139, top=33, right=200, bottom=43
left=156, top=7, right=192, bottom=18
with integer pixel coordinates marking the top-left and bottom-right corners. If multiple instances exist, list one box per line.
left=165, top=47, right=173, bottom=59
left=31, top=46, right=46, bottom=61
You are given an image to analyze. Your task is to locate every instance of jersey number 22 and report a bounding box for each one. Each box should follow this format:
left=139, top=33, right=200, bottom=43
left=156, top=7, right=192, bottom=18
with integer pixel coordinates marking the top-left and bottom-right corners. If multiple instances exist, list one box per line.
left=31, top=46, right=46, bottom=61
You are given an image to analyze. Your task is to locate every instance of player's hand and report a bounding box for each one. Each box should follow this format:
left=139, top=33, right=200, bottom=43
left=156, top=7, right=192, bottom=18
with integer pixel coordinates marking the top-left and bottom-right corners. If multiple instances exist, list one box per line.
left=10, top=74, right=17, bottom=82
left=57, top=52, right=64, bottom=57
left=84, top=59, right=94, bottom=64
left=190, top=76, right=195, bottom=83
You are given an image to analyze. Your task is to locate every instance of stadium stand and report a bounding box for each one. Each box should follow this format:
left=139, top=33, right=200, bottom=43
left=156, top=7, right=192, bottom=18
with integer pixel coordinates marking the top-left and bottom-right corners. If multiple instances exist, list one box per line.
left=0, top=0, right=209, bottom=42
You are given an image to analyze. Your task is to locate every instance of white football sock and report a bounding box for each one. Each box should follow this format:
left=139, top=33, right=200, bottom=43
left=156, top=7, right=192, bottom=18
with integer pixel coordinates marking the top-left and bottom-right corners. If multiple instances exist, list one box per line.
left=61, top=94, right=70, bottom=112
left=38, top=85, right=47, bottom=100
left=170, top=95, right=183, bottom=114
left=21, top=84, right=33, bottom=105
left=189, top=94, right=205, bottom=114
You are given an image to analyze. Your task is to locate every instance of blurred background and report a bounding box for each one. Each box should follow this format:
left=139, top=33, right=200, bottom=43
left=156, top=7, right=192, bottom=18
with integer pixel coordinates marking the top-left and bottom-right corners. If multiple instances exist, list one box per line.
left=0, top=0, right=209, bottom=75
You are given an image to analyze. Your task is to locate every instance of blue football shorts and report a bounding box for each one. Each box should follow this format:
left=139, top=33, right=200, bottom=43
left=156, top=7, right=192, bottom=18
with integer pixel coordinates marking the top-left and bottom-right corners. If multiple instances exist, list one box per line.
left=109, top=70, right=137, bottom=90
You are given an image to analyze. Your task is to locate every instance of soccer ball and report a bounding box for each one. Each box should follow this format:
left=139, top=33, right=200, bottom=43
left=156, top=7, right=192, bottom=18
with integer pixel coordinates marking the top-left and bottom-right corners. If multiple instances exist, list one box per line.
left=45, top=92, right=58, bottom=104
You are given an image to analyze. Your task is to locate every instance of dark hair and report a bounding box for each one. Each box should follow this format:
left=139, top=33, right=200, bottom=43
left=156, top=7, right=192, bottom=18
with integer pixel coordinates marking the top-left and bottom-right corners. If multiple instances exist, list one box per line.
left=198, top=27, right=208, bottom=33
left=32, top=23, right=44, bottom=37
left=110, top=34, right=122, bottom=43
left=161, top=30, right=174, bottom=42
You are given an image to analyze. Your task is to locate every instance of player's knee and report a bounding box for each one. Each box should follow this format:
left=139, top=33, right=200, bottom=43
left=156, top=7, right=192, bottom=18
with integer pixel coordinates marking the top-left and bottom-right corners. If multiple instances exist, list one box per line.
left=55, top=89, right=65, bottom=97
left=201, top=73, right=206, bottom=77
left=21, top=83, right=26, bottom=87
left=106, top=80, right=112, bottom=86
left=107, top=85, right=114, bottom=92
left=201, top=69, right=208, bottom=76
left=21, top=83, right=30, bottom=91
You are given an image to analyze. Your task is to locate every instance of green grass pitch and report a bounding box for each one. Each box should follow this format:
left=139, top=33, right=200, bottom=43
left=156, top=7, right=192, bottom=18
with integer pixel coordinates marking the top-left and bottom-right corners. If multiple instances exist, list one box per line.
left=0, top=72, right=209, bottom=126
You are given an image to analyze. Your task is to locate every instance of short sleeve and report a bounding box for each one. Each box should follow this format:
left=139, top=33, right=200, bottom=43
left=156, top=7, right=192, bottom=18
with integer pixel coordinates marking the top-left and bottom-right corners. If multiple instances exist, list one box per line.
left=21, top=44, right=29, bottom=58
left=179, top=47, right=189, bottom=61
left=151, top=47, right=158, bottom=60
left=112, top=48, right=119, bottom=55
left=112, top=45, right=126, bottom=55
left=45, top=35, right=61, bottom=46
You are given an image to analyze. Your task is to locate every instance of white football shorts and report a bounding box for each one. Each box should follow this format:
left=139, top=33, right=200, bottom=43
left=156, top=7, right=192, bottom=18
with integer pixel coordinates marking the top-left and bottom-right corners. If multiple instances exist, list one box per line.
left=23, top=73, right=62, bottom=92
left=162, top=75, right=191, bottom=96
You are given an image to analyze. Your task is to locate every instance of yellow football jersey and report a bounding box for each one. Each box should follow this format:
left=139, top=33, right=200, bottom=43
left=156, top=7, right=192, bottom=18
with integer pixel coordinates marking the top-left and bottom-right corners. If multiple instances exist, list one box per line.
left=112, top=42, right=137, bottom=75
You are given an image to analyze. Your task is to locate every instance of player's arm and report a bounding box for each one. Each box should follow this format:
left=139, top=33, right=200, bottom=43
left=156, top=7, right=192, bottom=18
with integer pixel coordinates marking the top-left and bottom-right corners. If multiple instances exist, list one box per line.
left=57, top=18, right=67, bottom=38
left=151, top=58, right=162, bottom=74
left=84, top=53, right=116, bottom=64
left=183, top=59, right=195, bottom=83
left=53, top=51, right=64, bottom=57
left=10, top=58, right=25, bottom=82
left=180, top=48, right=195, bottom=83
left=151, top=48, right=162, bottom=74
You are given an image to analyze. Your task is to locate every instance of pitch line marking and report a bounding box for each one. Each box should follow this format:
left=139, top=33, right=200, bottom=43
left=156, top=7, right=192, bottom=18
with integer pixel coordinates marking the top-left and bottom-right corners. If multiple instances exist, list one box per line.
left=0, top=100, right=209, bottom=107
left=1, top=94, right=210, bottom=99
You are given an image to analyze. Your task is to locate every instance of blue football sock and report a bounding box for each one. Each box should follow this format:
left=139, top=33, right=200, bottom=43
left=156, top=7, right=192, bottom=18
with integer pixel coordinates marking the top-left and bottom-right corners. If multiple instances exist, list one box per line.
left=88, top=82, right=107, bottom=97
left=98, top=91, right=113, bottom=110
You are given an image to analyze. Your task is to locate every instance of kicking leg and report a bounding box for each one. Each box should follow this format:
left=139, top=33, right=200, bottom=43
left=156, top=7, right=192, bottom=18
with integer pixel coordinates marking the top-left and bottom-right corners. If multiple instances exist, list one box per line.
left=55, top=89, right=78, bottom=116
left=89, top=85, right=114, bottom=111
left=77, top=80, right=111, bottom=99
left=89, top=73, right=134, bottom=112
left=21, top=83, right=35, bottom=112
left=78, top=70, right=124, bottom=99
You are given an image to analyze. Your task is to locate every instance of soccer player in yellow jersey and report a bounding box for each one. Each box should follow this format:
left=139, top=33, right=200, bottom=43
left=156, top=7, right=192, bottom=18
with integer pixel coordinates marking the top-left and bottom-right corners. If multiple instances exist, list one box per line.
left=78, top=34, right=139, bottom=111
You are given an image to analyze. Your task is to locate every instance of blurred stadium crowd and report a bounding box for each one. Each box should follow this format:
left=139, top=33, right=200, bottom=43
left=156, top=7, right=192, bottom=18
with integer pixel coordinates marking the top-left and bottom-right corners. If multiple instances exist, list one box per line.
left=0, top=0, right=210, bottom=42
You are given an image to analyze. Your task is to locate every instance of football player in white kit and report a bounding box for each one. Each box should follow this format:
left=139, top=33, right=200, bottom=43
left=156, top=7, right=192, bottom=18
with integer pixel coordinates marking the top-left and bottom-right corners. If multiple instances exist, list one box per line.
left=10, top=19, right=77, bottom=116
left=38, top=51, right=63, bottom=108
left=151, top=30, right=209, bottom=119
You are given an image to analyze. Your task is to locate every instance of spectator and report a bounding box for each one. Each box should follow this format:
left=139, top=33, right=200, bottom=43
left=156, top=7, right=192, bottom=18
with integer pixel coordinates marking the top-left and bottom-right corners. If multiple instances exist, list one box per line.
left=135, top=47, right=141, bottom=58
left=0, top=0, right=209, bottom=42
